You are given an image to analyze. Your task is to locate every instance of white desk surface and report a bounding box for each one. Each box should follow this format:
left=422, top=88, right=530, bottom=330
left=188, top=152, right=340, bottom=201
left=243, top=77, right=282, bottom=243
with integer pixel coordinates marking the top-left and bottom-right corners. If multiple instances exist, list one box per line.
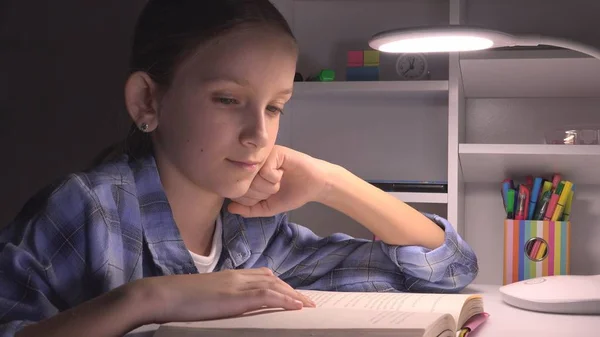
left=126, top=283, right=600, bottom=337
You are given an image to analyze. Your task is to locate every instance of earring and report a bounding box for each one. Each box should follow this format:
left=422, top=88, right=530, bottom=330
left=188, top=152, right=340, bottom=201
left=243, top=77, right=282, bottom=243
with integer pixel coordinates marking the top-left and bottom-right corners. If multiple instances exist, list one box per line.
left=139, top=122, right=149, bottom=132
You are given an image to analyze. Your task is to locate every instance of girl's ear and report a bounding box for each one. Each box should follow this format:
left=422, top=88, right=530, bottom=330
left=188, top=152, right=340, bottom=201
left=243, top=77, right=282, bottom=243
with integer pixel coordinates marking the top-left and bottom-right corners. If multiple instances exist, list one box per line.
left=124, top=71, right=161, bottom=132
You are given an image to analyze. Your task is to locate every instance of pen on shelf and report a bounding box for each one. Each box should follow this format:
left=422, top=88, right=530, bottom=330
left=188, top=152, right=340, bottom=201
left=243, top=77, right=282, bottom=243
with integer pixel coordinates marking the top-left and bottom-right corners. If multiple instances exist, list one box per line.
left=529, top=177, right=543, bottom=220
left=544, top=181, right=564, bottom=221
left=562, top=186, right=575, bottom=221
left=551, top=181, right=573, bottom=221
left=506, top=188, right=516, bottom=220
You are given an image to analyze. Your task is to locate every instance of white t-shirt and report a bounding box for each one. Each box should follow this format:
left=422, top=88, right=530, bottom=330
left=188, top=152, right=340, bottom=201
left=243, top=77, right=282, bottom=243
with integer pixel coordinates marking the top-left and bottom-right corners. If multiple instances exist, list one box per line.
left=187, top=215, right=222, bottom=273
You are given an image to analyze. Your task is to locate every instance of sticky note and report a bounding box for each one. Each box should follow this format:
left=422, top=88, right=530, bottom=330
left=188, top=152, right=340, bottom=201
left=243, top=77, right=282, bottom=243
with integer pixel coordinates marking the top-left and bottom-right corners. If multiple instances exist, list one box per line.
left=364, top=50, right=380, bottom=66
left=347, top=51, right=363, bottom=67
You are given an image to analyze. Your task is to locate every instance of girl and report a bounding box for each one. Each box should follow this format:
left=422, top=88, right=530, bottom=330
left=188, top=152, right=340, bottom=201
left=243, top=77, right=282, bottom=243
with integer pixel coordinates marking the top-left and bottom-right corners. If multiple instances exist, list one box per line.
left=0, top=1, right=478, bottom=336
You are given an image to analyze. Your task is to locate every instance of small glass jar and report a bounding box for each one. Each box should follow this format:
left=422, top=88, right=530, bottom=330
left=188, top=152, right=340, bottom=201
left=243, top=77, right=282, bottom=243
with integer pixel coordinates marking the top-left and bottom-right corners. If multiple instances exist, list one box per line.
left=545, top=126, right=600, bottom=145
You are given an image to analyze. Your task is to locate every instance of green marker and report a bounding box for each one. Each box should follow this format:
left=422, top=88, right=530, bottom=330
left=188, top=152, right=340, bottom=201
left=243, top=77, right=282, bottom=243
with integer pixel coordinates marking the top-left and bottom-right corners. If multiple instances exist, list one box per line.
left=506, top=188, right=515, bottom=219
left=534, top=190, right=552, bottom=220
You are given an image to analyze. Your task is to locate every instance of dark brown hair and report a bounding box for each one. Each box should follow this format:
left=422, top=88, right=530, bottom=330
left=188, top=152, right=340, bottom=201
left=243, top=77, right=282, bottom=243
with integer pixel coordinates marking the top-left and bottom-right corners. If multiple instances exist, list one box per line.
left=93, top=0, right=296, bottom=166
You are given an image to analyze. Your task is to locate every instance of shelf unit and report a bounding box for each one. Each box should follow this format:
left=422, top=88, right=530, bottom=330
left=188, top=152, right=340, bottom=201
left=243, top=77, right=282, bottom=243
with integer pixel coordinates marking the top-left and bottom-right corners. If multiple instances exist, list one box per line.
left=389, top=192, right=448, bottom=204
left=451, top=44, right=600, bottom=282
left=460, top=49, right=600, bottom=98
left=292, top=80, right=449, bottom=99
left=287, top=80, right=450, bottom=206
left=459, top=144, right=600, bottom=184
left=273, top=0, right=600, bottom=283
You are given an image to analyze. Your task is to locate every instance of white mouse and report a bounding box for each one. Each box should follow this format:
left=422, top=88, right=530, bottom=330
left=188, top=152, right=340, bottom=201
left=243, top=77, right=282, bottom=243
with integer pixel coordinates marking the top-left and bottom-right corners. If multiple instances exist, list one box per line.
left=499, top=274, right=600, bottom=315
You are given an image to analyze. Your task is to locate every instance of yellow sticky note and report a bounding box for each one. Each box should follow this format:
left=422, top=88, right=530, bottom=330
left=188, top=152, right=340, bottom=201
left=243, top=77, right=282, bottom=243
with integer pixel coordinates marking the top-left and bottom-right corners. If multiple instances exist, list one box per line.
left=364, top=50, right=380, bottom=66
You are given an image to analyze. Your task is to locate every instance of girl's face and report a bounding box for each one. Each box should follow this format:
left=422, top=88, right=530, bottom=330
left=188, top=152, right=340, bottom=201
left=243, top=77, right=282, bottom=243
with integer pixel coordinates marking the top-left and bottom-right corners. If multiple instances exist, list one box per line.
left=153, top=26, right=297, bottom=199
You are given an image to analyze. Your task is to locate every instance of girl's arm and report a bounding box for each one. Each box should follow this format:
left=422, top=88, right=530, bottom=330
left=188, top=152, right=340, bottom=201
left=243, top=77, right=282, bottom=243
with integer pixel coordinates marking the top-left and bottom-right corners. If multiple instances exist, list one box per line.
left=227, top=146, right=478, bottom=293
left=1, top=172, right=314, bottom=337
left=16, top=283, right=150, bottom=337
left=14, top=269, right=314, bottom=337
left=318, top=164, right=445, bottom=250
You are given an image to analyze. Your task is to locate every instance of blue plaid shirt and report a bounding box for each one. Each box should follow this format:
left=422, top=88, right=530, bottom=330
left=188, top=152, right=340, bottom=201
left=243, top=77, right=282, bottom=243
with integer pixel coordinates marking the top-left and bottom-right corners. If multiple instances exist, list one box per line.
left=0, top=154, right=478, bottom=336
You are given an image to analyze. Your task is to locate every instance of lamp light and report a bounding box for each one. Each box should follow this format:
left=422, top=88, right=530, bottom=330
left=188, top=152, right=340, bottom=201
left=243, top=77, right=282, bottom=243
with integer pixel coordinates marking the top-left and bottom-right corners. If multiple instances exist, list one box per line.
left=369, top=26, right=600, bottom=59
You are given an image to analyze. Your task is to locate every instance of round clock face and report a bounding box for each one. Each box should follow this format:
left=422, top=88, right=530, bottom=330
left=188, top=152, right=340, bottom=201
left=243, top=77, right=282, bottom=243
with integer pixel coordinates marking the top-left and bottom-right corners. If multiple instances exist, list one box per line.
left=395, top=53, right=428, bottom=80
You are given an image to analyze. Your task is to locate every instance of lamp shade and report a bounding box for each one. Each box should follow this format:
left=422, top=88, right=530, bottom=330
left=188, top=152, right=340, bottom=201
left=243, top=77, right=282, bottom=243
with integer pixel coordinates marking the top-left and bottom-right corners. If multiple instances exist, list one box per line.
left=369, top=26, right=600, bottom=60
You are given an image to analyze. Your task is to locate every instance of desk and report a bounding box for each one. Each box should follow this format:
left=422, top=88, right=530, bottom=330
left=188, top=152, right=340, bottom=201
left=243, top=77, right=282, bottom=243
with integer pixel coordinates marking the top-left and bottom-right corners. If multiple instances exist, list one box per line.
left=126, top=284, right=599, bottom=337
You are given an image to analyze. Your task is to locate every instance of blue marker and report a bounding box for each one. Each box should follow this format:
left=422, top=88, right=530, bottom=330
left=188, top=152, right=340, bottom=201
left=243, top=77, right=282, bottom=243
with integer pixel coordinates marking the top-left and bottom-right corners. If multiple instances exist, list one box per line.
left=528, top=177, right=543, bottom=220
left=502, top=180, right=511, bottom=210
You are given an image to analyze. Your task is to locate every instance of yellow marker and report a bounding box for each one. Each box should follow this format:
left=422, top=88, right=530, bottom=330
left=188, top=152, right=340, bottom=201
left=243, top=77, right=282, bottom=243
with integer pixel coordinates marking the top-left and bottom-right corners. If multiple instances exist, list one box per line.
left=540, top=181, right=553, bottom=203
left=562, top=190, right=574, bottom=221
left=536, top=241, right=547, bottom=260
left=552, top=181, right=573, bottom=221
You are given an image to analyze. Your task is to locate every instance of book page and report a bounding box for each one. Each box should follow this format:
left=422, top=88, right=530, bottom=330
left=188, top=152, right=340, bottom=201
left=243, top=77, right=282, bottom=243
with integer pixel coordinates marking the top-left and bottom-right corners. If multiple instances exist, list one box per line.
left=298, top=290, right=481, bottom=327
left=155, top=308, right=454, bottom=337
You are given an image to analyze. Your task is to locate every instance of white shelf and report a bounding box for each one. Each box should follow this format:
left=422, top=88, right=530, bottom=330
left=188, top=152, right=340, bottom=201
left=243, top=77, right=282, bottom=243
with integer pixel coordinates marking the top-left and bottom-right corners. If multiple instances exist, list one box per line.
left=388, top=192, right=448, bottom=204
left=460, top=49, right=600, bottom=98
left=459, top=144, right=600, bottom=183
left=291, top=80, right=449, bottom=100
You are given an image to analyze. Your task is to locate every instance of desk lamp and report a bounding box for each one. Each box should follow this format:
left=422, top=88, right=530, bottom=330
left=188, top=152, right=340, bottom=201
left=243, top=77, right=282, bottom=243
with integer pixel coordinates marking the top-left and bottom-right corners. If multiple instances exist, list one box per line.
left=368, top=25, right=600, bottom=59
left=368, top=25, right=600, bottom=315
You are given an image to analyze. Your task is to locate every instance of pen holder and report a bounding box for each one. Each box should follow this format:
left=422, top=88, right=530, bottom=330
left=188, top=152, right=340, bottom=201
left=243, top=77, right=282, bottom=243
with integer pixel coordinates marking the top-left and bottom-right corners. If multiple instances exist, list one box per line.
left=503, top=220, right=571, bottom=285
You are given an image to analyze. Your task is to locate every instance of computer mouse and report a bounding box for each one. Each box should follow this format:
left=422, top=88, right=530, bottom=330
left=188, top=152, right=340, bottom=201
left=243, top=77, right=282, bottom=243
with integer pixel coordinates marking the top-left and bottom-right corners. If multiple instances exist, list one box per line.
left=499, top=274, right=600, bottom=315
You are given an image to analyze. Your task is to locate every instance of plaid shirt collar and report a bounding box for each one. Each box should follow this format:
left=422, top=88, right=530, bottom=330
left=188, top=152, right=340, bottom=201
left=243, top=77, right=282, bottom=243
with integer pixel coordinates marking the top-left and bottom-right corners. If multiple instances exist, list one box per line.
left=130, top=155, right=253, bottom=275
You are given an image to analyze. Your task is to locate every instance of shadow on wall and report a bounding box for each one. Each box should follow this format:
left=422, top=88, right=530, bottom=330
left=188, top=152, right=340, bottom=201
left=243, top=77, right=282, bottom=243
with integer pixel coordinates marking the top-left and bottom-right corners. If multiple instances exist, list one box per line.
left=0, top=0, right=147, bottom=227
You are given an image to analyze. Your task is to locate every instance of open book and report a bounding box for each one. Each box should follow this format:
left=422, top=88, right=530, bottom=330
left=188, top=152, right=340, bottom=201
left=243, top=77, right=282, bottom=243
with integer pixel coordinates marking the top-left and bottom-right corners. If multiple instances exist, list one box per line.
left=153, top=290, right=486, bottom=337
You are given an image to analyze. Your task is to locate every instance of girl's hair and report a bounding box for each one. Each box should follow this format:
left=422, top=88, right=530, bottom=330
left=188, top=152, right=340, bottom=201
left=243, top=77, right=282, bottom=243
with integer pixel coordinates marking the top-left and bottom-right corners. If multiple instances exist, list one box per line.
left=92, top=0, right=296, bottom=167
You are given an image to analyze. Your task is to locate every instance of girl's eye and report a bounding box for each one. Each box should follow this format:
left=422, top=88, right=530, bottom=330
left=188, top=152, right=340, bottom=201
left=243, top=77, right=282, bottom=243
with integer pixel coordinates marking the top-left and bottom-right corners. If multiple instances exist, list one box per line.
left=266, top=105, right=284, bottom=115
left=215, top=97, right=239, bottom=105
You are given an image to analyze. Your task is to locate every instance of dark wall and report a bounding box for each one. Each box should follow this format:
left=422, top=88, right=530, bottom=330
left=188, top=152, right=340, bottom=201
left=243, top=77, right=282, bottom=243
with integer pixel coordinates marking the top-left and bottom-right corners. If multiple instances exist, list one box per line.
left=1, top=1, right=147, bottom=226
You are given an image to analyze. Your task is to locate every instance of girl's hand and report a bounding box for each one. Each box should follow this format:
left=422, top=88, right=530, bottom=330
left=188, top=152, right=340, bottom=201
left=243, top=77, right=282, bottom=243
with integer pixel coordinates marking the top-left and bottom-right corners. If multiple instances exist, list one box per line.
left=229, top=145, right=333, bottom=217
left=138, top=267, right=316, bottom=324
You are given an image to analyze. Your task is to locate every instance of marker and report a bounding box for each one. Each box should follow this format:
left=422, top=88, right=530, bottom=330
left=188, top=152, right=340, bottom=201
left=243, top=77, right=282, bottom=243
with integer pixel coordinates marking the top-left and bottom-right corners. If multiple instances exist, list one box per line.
left=522, top=184, right=530, bottom=220
left=529, top=239, right=541, bottom=259
left=551, top=174, right=562, bottom=190
left=515, top=191, right=526, bottom=220
left=552, top=181, right=573, bottom=221
left=562, top=187, right=575, bottom=221
left=525, top=175, right=534, bottom=190
left=536, top=241, right=547, bottom=260
left=502, top=180, right=512, bottom=210
left=515, top=185, right=529, bottom=220
left=539, top=181, right=553, bottom=204
left=544, top=181, right=564, bottom=221
left=534, top=190, right=552, bottom=221
left=528, top=177, right=543, bottom=220
left=506, top=188, right=516, bottom=219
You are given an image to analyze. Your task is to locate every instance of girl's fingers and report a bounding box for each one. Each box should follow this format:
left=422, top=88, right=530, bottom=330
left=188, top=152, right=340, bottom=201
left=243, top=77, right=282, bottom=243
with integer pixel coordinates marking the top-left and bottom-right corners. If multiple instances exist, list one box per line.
left=241, top=270, right=316, bottom=308
left=232, top=196, right=261, bottom=207
left=259, top=166, right=284, bottom=184
left=250, top=174, right=281, bottom=195
left=242, top=189, right=271, bottom=201
left=240, top=288, right=303, bottom=311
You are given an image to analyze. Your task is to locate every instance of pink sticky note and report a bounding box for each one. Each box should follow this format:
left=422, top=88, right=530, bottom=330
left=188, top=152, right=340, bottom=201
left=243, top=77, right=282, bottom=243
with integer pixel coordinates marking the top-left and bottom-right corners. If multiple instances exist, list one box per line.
left=347, top=51, right=363, bottom=67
